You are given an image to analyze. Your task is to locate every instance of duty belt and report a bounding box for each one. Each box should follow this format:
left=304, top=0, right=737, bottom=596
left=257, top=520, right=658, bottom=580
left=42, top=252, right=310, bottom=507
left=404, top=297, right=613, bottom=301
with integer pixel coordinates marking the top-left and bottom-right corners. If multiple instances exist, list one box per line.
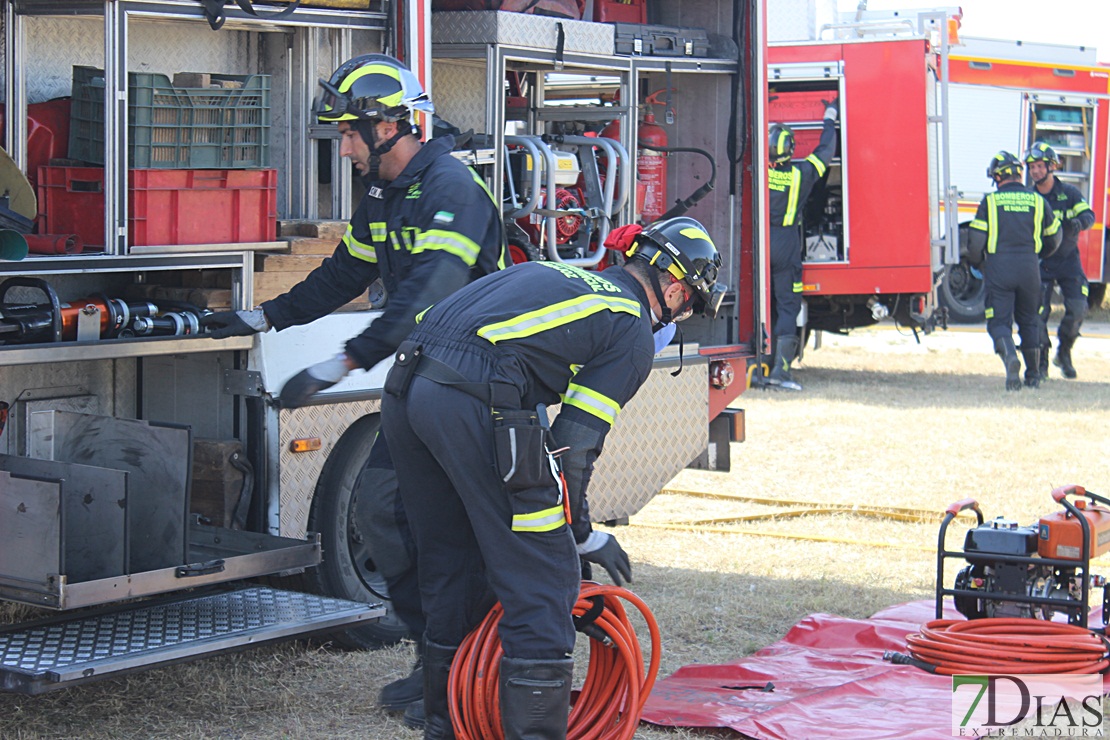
left=408, top=347, right=521, bottom=409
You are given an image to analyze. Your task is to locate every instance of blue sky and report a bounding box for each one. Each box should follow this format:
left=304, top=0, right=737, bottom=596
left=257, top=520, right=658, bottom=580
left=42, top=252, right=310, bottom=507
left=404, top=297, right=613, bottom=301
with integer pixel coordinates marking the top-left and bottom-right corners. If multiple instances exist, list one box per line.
left=835, top=1, right=1110, bottom=63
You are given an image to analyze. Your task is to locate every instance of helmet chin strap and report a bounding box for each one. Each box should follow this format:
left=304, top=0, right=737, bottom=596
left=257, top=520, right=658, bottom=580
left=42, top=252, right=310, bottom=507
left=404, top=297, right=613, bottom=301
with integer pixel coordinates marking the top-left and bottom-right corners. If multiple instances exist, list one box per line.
left=358, top=119, right=419, bottom=180
left=647, top=269, right=672, bottom=331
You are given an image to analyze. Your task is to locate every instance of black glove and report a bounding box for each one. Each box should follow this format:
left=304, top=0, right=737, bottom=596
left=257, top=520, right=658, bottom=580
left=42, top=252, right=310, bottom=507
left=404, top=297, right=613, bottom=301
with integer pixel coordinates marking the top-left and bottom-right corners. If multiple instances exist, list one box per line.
left=279, top=354, right=351, bottom=408
left=576, top=531, right=632, bottom=586
left=201, top=308, right=269, bottom=339
left=1067, top=218, right=1082, bottom=232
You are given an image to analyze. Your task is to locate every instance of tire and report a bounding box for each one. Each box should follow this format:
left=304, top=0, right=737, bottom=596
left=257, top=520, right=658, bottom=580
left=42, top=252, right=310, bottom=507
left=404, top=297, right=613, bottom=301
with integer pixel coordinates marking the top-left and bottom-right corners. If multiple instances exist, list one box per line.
left=299, top=414, right=410, bottom=649
left=938, top=258, right=986, bottom=323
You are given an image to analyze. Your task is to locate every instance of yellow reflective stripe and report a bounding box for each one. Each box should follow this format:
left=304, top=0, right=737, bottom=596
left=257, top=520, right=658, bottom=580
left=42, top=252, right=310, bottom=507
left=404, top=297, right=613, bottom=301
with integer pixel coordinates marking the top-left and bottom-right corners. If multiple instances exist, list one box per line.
left=344, top=225, right=377, bottom=263
left=805, top=153, right=827, bottom=178
left=1068, top=202, right=1091, bottom=218
left=783, top=167, right=802, bottom=226
left=413, top=229, right=482, bottom=266
left=468, top=168, right=509, bottom=269
left=1042, top=206, right=1061, bottom=236
left=339, top=63, right=404, bottom=107
left=564, top=382, right=621, bottom=426
left=792, top=282, right=804, bottom=293
left=968, top=218, right=988, bottom=231
left=511, top=505, right=566, bottom=533
left=1033, top=197, right=1044, bottom=253
left=478, top=294, right=641, bottom=343
left=984, top=306, right=994, bottom=319
left=369, top=222, right=387, bottom=242
left=1082, top=284, right=1089, bottom=297
left=986, top=194, right=999, bottom=254
left=390, top=232, right=404, bottom=251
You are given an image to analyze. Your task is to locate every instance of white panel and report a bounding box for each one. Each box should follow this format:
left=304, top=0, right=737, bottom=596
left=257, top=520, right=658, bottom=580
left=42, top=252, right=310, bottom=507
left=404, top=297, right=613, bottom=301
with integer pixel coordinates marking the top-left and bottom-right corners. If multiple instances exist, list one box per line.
left=947, top=84, right=1025, bottom=206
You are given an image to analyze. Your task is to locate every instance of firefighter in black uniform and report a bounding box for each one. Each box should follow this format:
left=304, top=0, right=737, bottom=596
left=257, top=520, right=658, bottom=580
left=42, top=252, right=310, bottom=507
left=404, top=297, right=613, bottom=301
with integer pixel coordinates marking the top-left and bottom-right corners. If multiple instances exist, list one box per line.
left=765, top=99, right=838, bottom=391
left=967, top=151, right=1061, bottom=390
left=1025, top=141, right=1095, bottom=380
left=381, top=217, right=724, bottom=740
left=201, top=54, right=507, bottom=720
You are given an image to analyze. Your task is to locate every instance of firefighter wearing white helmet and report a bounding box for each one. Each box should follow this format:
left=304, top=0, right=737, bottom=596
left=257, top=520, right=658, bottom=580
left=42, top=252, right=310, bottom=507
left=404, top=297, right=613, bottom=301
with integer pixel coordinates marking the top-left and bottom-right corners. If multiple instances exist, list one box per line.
left=967, top=151, right=1061, bottom=390
left=200, top=53, right=508, bottom=727
left=765, top=98, right=838, bottom=391
left=380, top=217, right=724, bottom=740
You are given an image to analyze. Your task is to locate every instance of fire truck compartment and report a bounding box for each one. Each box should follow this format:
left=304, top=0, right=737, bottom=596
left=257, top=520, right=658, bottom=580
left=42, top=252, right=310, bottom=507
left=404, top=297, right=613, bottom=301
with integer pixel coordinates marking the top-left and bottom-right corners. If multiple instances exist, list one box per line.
left=0, top=585, right=383, bottom=694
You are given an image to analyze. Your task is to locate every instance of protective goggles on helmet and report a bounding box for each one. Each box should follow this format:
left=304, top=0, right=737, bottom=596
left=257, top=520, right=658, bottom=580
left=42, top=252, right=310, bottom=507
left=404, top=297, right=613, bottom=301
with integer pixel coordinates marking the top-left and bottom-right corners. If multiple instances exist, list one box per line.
left=314, top=77, right=404, bottom=123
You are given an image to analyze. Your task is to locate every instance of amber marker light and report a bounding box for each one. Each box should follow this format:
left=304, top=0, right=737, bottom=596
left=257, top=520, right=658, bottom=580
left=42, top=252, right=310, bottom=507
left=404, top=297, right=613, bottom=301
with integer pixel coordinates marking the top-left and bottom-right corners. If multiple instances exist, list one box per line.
left=289, top=437, right=322, bottom=453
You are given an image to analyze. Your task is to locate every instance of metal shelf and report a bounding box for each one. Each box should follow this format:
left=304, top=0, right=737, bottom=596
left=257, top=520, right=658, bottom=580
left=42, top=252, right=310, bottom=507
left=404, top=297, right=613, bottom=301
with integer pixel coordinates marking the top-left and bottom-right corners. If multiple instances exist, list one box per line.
left=12, top=0, right=387, bottom=30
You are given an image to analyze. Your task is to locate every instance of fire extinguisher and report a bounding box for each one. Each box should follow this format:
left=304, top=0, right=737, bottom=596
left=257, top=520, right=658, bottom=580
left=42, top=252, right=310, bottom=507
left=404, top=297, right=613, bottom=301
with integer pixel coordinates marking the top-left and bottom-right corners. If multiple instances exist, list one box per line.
left=600, top=89, right=670, bottom=224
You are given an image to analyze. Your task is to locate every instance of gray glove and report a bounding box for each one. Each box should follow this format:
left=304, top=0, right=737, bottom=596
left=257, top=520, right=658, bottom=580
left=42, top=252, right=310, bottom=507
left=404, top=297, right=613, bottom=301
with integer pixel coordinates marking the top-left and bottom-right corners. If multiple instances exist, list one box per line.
left=279, top=354, right=351, bottom=408
left=201, top=308, right=270, bottom=339
left=576, top=531, right=632, bottom=586
left=822, top=98, right=839, bottom=122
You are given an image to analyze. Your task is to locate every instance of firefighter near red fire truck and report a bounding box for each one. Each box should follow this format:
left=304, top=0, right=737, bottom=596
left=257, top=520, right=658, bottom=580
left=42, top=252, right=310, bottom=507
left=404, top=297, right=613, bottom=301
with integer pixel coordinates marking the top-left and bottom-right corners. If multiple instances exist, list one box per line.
left=765, top=98, right=838, bottom=391
left=967, top=151, right=1061, bottom=391
left=1024, top=141, right=1096, bottom=381
left=202, top=53, right=509, bottom=720
left=380, top=218, right=724, bottom=740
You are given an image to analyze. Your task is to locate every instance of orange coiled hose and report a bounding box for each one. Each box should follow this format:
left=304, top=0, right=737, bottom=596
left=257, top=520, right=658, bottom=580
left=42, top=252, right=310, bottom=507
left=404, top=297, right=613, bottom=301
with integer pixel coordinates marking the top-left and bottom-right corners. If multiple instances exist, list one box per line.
left=448, top=581, right=661, bottom=740
left=905, top=618, right=1110, bottom=675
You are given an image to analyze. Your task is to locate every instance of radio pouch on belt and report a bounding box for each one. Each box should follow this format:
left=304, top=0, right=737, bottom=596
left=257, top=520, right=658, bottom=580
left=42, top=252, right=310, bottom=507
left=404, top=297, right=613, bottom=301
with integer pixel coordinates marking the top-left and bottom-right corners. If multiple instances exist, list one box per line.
left=384, top=341, right=423, bottom=399
left=492, top=408, right=550, bottom=490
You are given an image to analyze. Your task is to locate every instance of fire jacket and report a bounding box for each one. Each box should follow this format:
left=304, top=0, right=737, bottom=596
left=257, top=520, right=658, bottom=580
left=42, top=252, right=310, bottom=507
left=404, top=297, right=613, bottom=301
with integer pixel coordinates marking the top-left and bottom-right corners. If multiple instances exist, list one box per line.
left=261, top=134, right=508, bottom=370
left=1037, top=176, right=1094, bottom=274
left=410, top=261, right=656, bottom=542
left=768, top=117, right=838, bottom=258
left=967, top=182, right=1062, bottom=264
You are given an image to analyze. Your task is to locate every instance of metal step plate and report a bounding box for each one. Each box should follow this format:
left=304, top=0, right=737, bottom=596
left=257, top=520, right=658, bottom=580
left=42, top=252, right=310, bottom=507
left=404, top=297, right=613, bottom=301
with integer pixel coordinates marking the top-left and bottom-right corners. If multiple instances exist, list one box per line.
left=0, top=586, right=384, bottom=694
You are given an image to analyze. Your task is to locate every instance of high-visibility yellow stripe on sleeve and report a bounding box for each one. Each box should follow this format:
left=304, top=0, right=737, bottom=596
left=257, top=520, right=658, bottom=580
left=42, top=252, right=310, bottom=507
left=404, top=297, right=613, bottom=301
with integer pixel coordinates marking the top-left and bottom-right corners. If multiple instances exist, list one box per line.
left=511, top=505, right=567, bottom=533
left=792, top=281, right=804, bottom=293
left=344, top=224, right=377, bottom=263
left=805, top=153, right=827, bottom=178
left=413, top=229, right=482, bottom=266
left=478, top=294, right=642, bottom=343
left=564, top=382, right=621, bottom=426
left=1067, top=202, right=1091, bottom=219
left=968, top=218, right=988, bottom=231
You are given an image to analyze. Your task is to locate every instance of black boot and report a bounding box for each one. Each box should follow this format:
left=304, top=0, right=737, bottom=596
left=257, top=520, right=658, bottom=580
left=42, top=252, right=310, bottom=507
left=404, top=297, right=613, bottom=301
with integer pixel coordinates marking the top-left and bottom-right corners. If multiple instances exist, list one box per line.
left=1038, top=339, right=1050, bottom=381
left=402, top=700, right=425, bottom=731
left=767, top=335, right=802, bottom=391
left=993, top=336, right=1021, bottom=391
left=422, top=640, right=458, bottom=740
left=379, top=640, right=424, bottom=712
left=499, top=656, right=573, bottom=740
left=1021, top=347, right=1040, bottom=388
left=1054, top=334, right=1077, bottom=379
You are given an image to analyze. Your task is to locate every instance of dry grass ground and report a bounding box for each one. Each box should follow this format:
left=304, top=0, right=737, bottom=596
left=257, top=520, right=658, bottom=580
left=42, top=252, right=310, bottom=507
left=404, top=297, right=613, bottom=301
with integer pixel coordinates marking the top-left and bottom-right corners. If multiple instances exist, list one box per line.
left=2, top=317, right=1110, bottom=739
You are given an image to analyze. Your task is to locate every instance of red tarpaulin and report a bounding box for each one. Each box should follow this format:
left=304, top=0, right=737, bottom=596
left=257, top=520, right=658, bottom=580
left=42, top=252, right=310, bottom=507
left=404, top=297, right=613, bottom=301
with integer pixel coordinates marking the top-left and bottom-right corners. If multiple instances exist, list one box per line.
left=641, top=600, right=1107, bottom=740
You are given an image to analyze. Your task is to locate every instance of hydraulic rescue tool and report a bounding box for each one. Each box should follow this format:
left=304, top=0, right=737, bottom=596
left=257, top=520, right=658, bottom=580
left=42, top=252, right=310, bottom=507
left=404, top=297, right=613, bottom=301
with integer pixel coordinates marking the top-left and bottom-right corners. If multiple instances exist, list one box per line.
left=0, top=276, right=201, bottom=344
left=936, top=485, right=1110, bottom=630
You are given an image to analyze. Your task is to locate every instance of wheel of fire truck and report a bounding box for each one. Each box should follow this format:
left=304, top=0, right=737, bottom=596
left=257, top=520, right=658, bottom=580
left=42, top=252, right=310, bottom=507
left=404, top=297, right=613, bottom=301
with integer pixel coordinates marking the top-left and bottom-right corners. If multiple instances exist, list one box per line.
left=299, top=414, right=409, bottom=648
left=938, top=228, right=986, bottom=323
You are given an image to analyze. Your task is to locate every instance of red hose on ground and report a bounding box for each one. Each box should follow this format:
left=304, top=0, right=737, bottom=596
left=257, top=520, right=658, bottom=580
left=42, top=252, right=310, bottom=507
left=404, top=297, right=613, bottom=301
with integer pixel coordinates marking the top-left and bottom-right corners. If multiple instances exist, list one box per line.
left=448, top=581, right=661, bottom=740
left=905, top=618, right=1110, bottom=675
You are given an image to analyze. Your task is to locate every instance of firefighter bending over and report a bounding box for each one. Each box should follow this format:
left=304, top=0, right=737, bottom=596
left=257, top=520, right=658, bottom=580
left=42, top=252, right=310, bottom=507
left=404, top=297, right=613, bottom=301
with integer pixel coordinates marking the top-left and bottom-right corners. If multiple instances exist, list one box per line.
left=765, top=98, right=838, bottom=390
left=380, top=218, right=724, bottom=740
left=967, top=151, right=1061, bottom=391
left=201, top=54, right=507, bottom=725
left=1024, top=141, right=1095, bottom=380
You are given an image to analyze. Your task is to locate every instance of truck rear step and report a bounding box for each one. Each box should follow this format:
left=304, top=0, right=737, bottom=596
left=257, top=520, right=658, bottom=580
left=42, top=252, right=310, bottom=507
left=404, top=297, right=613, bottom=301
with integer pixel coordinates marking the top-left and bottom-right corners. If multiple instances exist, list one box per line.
left=0, top=585, right=383, bottom=694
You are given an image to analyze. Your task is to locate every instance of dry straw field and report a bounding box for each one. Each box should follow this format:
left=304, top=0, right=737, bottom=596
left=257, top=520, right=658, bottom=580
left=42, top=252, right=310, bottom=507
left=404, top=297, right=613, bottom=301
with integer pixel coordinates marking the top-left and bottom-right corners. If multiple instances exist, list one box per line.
left=2, top=315, right=1109, bottom=739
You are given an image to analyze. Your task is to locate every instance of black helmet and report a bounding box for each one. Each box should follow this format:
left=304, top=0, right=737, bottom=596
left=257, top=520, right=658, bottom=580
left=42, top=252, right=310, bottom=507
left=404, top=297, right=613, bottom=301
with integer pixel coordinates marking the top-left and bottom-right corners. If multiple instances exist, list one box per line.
left=1024, top=141, right=1060, bottom=167
left=314, top=54, right=434, bottom=124
left=987, top=151, right=1023, bottom=181
left=629, top=217, right=727, bottom=319
left=769, top=123, right=795, bottom=165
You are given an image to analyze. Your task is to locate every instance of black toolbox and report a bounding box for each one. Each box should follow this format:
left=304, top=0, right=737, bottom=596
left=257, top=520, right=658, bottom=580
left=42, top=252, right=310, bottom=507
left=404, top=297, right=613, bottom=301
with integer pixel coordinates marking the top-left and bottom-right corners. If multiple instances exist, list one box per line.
left=612, top=22, right=710, bottom=57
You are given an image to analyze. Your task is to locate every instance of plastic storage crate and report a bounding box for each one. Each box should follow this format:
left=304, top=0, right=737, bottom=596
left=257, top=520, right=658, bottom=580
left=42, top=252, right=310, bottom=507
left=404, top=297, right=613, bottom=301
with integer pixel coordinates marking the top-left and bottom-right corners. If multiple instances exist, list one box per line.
left=37, top=166, right=277, bottom=248
left=69, top=66, right=271, bottom=169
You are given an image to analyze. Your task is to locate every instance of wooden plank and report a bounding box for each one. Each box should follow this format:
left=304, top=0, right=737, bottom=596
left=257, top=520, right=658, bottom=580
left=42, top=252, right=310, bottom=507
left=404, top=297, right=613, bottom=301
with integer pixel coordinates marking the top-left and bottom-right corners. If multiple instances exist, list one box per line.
left=254, top=253, right=327, bottom=273
left=277, top=220, right=347, bottom=241
left=283, top=236, right=342, bottom=255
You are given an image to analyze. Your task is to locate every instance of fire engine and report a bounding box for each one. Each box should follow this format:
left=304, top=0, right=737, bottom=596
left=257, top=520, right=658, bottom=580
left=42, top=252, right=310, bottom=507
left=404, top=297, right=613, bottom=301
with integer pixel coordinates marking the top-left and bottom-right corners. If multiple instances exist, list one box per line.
left=0, top=0, right=761, bottom=692
left=767, top=2, right=1108, bottom=338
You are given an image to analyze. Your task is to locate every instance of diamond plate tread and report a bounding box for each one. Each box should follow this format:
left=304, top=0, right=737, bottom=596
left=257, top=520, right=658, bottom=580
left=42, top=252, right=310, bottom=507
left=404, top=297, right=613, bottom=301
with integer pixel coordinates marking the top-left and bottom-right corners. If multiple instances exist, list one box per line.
left=0, top=587, right=381, bottom=692
left=432, top=11, right=615, bottom=55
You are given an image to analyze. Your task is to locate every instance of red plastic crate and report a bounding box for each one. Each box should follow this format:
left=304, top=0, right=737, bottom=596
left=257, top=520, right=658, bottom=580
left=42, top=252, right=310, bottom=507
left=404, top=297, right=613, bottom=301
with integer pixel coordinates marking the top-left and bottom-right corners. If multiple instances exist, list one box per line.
left=37, top=166, right=276, bottom=248
left=594, top=0, right=646, bottom=24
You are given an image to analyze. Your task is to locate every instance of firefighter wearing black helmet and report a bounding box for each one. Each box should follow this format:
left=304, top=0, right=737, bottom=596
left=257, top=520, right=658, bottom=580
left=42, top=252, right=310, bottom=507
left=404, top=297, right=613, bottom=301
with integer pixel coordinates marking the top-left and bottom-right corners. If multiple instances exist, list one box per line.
left=1025, top=141, right=1095, bottom=380
left=200, top=54, right=507, bottom=723
left=967, top=151, right=1062, bottom=390
left=380, top=217, right=724, bottom=740
left=765, top=98, right=839, bottom=390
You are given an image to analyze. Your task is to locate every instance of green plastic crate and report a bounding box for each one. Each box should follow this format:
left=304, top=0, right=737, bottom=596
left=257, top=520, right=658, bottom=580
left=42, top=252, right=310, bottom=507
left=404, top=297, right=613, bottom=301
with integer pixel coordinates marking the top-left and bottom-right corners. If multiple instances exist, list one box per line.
left=68, top=66, right=271, bottom=169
